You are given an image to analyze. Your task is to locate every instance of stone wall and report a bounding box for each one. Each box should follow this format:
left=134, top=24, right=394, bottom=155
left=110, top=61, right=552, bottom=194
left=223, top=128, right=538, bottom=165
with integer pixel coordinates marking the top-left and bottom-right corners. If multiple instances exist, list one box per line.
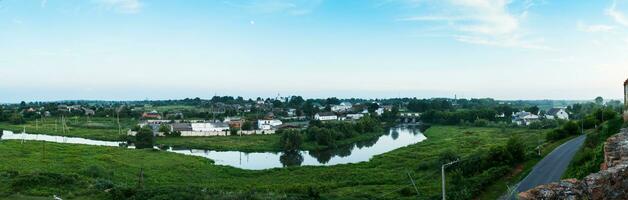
left=518, top=128, right=628, bottom=200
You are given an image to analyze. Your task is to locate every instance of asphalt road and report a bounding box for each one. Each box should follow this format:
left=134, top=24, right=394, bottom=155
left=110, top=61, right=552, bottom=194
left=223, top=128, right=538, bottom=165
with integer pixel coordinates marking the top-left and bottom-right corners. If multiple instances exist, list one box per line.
left=512, top=134, right=587, bottom=195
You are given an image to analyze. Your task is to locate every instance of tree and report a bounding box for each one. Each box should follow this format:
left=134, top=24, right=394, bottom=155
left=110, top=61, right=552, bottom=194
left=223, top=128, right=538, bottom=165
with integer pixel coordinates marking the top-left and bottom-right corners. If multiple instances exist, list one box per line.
left=272, top=100, right=284, bottom=108
left=279, top=130, right=303, bottom=152
left=594, top=96, right=604, bottom=105
left=135, top=126, right=154, bottom=149
left=158, top=124, right=170, bottom=136
left=287, top=96, right=305, bottom=108
left=525, top=106, right=540, bottom=115
left=367, top=103, right=380, bottom=113
left=241, top=121, right=253, bottom=131
left=9, top=113, right=25, bottom=125
left=325, top=97, right=340, bottom=105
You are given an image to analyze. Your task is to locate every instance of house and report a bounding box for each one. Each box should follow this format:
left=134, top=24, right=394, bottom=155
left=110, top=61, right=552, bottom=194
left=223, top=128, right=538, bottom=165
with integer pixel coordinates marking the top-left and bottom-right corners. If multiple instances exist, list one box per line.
left=381, top=105, right=394, bottom=111
left=375, top=108, right=385, bottom=116
left=545, top=108, right=569, bottom=120
left=224, top=117, right=245, bottom=129
left=57, top=105, right=70, bottom=112
left=191, top=122, right=230, bottom=132
left=512, top=111, right=540, bottom=126
left=142, top=110, right=162, bottom=119
left=171, top=123, right=193, bottom=132
left=346, top=113, right=364, bottom=120
left=314, top=112, right=338, bottom=121
left=331, top=102, right=352, bottom=112
left=257, top=119, right=283, bottom=130
left=287, top=108, right=297, bottom=117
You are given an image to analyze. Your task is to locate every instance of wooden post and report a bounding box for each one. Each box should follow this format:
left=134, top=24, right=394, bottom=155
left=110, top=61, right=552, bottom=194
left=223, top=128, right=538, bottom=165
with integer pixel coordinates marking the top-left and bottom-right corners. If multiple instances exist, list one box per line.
left=138, top=168, right=144, bottom=189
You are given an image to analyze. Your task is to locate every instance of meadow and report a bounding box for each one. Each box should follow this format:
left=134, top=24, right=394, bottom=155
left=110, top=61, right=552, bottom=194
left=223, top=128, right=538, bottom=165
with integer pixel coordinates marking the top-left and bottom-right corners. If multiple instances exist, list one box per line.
left=0, top=125, right=548, bottom=199
left=0, top=117, right=137, bottom=141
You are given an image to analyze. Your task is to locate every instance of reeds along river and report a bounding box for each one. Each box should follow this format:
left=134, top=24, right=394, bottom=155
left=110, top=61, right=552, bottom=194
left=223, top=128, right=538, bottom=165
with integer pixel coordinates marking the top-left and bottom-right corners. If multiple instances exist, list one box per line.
left=1, top=125, right=427, bottom=170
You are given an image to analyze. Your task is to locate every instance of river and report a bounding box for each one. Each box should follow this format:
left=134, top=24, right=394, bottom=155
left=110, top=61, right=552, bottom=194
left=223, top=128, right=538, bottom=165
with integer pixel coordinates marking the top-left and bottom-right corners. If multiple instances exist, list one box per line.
left=1, top=125, right=426, bottom=170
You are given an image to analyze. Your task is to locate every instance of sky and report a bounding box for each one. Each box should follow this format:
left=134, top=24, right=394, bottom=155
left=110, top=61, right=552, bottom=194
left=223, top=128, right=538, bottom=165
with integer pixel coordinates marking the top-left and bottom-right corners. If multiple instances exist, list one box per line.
left=1, top=0, right=628, bottom=103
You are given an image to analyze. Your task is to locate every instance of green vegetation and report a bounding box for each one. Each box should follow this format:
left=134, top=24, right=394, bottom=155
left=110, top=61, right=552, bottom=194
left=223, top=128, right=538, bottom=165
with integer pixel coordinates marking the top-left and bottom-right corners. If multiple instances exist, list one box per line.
left=279, top=130, right=302, bottom=152
left=135, top=126, right=154, bottom=149
left=0, top=117, right=137, bottom=141
left=0, top=125, right=545, bottom=199
left=477, top=135, right=577, bottom=199
left=303, top=117, right=383, bottom=149
left=156, top=134, right=281, bottom=152
left=563, top=117, right=624, bottom=179
left=545, top=121, right=581, bottom=141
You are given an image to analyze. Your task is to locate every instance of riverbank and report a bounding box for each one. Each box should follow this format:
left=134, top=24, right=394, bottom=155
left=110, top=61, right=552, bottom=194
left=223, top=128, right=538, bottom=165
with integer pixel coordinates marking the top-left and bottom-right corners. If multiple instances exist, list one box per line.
left=0, top=117, right=136, bottom=141
left=156, top=130, right=388, bottom=152
left=0, top=125, right=545, bottom=199
left=157, top=122, right=398, bottom=152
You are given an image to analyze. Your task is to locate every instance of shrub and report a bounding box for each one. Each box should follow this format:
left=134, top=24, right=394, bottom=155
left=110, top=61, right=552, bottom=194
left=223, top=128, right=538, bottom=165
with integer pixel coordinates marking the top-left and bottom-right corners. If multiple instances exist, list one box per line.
left=135, top=126, right=154, bottom=149
left=80, top=165, right=111, bottom=179
left=506, top=136, right=526, bottom=162
left=473, top=119, right=489, bottom=127
left=279, top=129, right=303, bottom=152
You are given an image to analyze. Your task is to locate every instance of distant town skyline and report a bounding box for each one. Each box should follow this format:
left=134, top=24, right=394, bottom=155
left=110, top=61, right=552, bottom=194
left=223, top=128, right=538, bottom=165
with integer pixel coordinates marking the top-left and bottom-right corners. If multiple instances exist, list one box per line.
left=2, top=0, right=628, bottom=103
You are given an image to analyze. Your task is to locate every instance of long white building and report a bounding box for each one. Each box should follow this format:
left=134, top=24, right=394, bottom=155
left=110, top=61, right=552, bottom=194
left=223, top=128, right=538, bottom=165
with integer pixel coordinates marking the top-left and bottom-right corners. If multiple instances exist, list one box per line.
left=191, top=122, right=229, bottom=132
left=257, top=119, right=282, bottom=130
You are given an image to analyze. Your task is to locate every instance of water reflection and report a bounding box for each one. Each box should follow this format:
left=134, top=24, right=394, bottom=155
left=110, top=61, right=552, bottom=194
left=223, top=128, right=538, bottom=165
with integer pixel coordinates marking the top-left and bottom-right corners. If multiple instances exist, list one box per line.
left=168, top=125, right=427, bottom=170
left=1, top=125, right=427, bottom=170
left=280, top=152, right=304, bottom=167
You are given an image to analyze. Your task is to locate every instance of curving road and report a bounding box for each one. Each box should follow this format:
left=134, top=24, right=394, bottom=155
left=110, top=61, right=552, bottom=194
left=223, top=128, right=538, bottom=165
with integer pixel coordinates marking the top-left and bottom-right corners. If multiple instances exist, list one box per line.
left=511, top=134, right=587, bottom=197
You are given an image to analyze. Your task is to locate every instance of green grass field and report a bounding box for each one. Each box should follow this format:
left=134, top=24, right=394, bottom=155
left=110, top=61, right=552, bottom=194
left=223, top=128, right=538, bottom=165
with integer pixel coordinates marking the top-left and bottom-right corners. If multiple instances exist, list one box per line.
left=0, top=117, right=137, bottom=141
left=0, top=125, right=547, bottom=199
left=157, top=134, right=282, bottom=152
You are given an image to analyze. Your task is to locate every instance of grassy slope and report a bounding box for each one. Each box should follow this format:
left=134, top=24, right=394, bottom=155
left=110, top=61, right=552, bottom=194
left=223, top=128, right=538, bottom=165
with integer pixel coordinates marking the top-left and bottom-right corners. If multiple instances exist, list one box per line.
left=0, top=126, right=544, bottom=199
left=0, top=117, right=137, bottom=141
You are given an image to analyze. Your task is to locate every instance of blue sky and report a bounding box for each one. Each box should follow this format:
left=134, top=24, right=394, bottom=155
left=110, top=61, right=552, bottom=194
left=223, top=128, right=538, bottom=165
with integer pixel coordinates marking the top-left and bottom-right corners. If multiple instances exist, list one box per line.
left=1, top=0, right=628, bottom=102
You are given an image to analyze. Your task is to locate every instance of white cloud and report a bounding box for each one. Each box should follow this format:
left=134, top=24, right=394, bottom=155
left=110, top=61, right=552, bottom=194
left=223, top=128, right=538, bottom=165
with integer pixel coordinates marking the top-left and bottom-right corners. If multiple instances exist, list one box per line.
left=95, top=0, right=142, bottom=14
left=577, top=22, right=615, bottom=33
left=607, top=0, right=628, bottom=26
left=399, top=0, right=548, bottom=49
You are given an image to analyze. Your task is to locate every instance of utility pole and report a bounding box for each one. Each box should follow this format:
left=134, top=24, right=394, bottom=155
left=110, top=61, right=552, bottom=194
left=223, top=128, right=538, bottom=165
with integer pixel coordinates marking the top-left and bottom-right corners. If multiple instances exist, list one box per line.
left=441, top=159, right=460, bottom=200
left=117, top=109, right=122, bottom=135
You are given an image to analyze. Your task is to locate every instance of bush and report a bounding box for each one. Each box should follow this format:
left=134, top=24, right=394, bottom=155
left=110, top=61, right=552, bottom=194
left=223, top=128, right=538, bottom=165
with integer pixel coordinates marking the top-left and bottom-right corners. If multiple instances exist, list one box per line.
left=473, top=119, right=489, bottom=127
left=135, top=126, right=154, bottom=149
left=158, top=124, right=170, bottom=135
left=229, top=128, right=239, bottom=136
left=80, top=165, right=111, bottom=179
left=279, top=129, right=303, bottom=152
left=94, top=178, right=115, bottom=190
left=10, top=172, right=79, bottom=191
left=506, top=136, right=526, bottom=162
